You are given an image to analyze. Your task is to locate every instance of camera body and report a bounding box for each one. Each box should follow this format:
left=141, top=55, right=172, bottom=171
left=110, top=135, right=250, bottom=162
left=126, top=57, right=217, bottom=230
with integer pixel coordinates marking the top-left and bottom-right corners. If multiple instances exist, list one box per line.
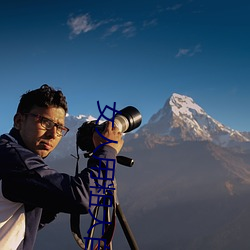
left=77, top=106, right=142, bottom=153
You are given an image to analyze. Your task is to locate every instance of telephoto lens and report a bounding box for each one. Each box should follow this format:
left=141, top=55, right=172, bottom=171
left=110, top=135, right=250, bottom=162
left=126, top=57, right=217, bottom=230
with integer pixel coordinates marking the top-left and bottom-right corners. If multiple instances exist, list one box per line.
left=77, top=106, right=142, bottom=153
left=114, top=106, right=142, bottom=133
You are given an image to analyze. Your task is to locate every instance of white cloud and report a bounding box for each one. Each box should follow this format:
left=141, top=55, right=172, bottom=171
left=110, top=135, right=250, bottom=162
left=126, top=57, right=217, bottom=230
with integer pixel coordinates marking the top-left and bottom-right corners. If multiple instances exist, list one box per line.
left=175, top=44, right=202, bottom=58
left=166, top=4, right=183, bottom=11
left=103, top=21, right=136, bottom=38
left=121, top=22, right=136, bottom=37
left=67, top=13, right=137, bottom=39
left=143, top=19, right=158, bottom=28
left=175, top=48, right=190, bottom=58
left=189, top=44, right=202, bottom=56
left=67, top=13, right=111, bottom=39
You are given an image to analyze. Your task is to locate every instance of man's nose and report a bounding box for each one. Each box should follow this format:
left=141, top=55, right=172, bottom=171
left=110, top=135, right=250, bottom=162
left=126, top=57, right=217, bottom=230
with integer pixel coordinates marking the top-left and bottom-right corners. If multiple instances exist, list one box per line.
left=46, top=126, right=57, bottom=138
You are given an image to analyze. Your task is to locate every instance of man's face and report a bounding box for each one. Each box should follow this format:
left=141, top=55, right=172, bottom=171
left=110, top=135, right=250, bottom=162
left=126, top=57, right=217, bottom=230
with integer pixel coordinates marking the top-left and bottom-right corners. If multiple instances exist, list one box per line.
left=15, top=106, right=66, bottom=158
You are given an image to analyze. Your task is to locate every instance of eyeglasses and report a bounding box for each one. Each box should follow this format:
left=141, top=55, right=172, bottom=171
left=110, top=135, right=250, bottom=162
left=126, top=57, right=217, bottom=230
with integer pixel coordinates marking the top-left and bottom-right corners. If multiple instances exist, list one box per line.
left=24, top=113, right=69, bottom=137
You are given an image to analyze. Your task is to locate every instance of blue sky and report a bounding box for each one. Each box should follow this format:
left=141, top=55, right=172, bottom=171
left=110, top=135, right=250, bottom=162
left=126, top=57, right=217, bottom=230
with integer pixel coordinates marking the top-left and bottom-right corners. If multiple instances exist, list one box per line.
left=0, top=0, right=250, bottom=135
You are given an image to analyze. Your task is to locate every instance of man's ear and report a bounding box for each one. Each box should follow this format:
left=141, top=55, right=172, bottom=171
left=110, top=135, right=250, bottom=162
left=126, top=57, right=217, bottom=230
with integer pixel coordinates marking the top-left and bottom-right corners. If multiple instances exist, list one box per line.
left=14, top=113, right=24, bottom=130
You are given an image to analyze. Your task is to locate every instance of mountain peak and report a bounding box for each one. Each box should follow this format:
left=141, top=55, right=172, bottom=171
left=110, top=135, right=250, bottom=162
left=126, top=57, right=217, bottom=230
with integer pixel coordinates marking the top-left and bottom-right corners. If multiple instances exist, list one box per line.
left=169, top=93, right=205, bottom=117
left=139, top=93, right=250, bottom=146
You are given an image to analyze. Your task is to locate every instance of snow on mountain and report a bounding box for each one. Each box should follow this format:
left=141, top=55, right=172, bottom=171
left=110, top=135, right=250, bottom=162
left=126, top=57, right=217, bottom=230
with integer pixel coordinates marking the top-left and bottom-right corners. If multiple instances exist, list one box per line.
left=139, top=93, right=250, bottom=147
left=47, top=114, right=98, bottom=159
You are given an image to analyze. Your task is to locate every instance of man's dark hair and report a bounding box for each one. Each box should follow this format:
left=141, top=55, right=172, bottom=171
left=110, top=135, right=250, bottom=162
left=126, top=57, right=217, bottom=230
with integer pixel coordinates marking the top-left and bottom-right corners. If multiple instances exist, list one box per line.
left=17, top=84, right=68, bottom=114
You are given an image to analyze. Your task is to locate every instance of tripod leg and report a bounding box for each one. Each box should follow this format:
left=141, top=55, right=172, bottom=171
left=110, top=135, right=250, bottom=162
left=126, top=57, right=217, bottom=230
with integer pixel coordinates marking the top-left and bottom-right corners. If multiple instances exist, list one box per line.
left=104, top=206, right=113, bottom=250
left=103, top=195, right=113, bottom=250
left=116, top=203, right=139, bottom=250
left=87, top=205, right=100, bottom=250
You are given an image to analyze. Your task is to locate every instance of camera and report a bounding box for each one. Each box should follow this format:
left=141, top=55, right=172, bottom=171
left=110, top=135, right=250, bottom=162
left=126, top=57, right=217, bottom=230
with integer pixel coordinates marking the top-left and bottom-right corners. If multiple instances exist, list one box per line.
left=76, top=106, right=142, bottom=153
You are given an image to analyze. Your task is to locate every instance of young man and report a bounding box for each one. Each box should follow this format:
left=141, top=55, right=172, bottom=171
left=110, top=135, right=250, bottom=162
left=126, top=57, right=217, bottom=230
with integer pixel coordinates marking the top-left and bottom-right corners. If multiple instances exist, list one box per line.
left=0, top=84, right=123, bottom=250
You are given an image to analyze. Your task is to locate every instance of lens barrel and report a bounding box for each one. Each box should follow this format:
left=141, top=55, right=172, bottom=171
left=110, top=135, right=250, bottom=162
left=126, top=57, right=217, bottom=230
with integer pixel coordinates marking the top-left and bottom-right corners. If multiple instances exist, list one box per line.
left=114, top=106, right=142, bottom=133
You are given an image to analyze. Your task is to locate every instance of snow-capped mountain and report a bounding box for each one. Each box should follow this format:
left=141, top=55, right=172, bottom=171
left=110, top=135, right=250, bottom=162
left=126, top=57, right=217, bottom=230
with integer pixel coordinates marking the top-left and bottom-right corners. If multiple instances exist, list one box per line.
left=47, top=114, right=98, bottom=159
left=139, top=93, right=250, bottom=147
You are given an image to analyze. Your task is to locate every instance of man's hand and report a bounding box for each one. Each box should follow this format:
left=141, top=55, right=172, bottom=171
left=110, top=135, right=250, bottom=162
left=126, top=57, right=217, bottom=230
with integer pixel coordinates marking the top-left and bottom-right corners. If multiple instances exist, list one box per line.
left=92, top=121, right=124, bottom=154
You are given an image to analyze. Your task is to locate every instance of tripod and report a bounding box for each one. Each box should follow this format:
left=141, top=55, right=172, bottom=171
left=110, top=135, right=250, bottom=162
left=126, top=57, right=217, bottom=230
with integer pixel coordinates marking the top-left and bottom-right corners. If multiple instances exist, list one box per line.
left=114, top=201, right=139, bottom=250
left=70, top=178, right=139, bottom=250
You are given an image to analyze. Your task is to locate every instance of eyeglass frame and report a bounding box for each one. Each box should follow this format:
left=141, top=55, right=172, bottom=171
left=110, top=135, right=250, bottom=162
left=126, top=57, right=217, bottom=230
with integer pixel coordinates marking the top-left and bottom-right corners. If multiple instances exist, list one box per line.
left=24, top=113, right=69, bottom=136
